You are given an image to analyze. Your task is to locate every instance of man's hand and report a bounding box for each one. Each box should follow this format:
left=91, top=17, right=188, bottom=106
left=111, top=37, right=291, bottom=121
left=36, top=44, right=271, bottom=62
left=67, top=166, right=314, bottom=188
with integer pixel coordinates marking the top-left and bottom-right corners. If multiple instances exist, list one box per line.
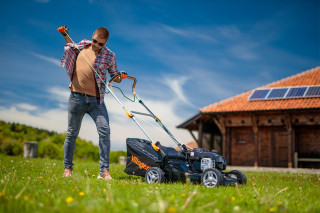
left=115, top=71, right=128, bottom=83
left=57, top=26, right=69, bottom=36
left=58, top=26, right=72, bottom=44
left=115, top=77, right=122, bottom=83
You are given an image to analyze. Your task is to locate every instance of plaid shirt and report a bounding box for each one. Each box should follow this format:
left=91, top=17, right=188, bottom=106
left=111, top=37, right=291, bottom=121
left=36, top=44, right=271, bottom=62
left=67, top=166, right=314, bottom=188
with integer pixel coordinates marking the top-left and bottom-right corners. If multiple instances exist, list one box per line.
left=61, top=39, right=119, bottom=104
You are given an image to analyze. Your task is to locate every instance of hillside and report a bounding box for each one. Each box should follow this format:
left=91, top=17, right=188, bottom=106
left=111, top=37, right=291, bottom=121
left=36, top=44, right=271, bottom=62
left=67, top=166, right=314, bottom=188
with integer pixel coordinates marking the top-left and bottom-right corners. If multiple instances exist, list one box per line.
left=0, top=120, right=125, bottom=162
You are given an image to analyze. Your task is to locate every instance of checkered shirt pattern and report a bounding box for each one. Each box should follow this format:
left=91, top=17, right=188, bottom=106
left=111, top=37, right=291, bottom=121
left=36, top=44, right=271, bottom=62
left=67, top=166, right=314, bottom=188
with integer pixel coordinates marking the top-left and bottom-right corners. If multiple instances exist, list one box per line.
left=61, top=39, right=119, bottom=104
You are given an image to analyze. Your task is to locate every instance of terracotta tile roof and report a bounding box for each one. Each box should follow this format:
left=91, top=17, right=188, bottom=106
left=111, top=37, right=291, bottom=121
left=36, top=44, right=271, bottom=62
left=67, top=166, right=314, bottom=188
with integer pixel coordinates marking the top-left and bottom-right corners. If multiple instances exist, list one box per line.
left=201, top=66, right=320, bottom=113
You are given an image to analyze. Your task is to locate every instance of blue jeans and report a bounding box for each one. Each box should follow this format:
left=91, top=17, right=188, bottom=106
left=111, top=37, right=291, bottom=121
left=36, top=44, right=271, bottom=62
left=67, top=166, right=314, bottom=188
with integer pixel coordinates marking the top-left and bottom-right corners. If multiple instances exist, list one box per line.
left=64, top=91, right=111, bottom=173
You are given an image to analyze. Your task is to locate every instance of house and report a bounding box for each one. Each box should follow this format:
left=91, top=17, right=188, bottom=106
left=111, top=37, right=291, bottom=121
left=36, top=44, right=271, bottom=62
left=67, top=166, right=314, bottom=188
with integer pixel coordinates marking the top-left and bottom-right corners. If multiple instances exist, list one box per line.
left=178, top=67, right=320, bottom=168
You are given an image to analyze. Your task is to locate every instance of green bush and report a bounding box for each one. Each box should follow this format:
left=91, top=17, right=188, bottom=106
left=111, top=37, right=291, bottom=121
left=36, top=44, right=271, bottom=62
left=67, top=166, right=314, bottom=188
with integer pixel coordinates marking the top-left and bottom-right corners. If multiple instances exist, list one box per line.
left=38, top=142, right=63, bottom=160
left=110, top=151, right=127, bottom=163
left=50, top=134, right=66, bottom=146
left=74, top=138, right=99, bottom=161
left=1, top=141, right=23, bottom=156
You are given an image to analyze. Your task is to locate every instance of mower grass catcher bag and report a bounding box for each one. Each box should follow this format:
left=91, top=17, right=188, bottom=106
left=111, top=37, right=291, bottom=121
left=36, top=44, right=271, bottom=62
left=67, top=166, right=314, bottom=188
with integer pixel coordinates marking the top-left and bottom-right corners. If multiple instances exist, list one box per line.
left=124, top=138, right=161, bottom=177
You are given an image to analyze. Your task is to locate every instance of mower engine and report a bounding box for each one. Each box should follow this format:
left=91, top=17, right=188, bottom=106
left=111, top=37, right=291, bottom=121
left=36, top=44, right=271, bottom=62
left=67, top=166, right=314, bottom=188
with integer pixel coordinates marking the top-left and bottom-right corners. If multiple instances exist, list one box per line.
left=188, top=148, right=227, bottom=172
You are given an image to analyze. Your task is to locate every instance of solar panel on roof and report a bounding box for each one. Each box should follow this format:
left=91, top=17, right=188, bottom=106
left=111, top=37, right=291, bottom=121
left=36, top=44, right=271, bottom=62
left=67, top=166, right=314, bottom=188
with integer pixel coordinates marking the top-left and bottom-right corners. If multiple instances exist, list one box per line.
left=286, top=87, right=307, bottom=98
left=249, top=86, right=320, bottom=101
left=249, top=89, right=270, bottom=100
left=267, top=88, right=288, bottom=99
left=305, top=86, right=320, bottom=97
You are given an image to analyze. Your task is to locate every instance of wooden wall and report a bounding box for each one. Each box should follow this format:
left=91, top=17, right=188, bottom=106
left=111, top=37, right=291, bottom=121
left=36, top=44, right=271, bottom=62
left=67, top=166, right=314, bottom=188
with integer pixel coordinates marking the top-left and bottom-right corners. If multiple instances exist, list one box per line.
left=204, top=110, right=320, bottom=168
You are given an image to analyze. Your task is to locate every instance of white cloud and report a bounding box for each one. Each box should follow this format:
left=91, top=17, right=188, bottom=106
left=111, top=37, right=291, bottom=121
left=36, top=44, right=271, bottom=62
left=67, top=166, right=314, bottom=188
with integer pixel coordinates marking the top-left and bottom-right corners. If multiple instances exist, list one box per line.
left=163, top=75, right=194, bottom=106
left=16, top=103, right=38, bottom=111
left=30, top=52, right=61, bottom=67
left=47, top=87, right=70, bottom=103
left=0, top=106, right=67, bottom=134
left=162, top=24, right=217, bottom=43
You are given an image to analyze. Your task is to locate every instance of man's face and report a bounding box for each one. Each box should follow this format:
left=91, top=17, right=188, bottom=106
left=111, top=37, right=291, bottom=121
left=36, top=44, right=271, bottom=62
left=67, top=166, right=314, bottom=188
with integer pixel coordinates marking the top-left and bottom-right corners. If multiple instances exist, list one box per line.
left=91, top=33, right=107, bottom=52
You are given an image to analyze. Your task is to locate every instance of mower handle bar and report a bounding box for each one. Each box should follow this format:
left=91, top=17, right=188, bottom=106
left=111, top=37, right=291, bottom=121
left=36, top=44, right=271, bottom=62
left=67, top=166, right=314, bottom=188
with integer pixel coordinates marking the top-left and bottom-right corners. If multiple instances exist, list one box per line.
left=109, top=73, right=138, bottom=99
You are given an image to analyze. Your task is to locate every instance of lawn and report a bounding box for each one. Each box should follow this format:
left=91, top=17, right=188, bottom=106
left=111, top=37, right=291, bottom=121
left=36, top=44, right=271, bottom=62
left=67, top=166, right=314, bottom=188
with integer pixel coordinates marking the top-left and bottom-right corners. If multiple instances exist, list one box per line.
left=0, top=154, right=319, bottom=213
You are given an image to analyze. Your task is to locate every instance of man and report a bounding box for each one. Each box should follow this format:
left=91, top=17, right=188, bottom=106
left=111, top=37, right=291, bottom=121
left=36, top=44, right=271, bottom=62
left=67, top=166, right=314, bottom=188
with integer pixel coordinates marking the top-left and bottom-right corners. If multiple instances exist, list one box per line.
left=58, top=26, right=121, bottom=180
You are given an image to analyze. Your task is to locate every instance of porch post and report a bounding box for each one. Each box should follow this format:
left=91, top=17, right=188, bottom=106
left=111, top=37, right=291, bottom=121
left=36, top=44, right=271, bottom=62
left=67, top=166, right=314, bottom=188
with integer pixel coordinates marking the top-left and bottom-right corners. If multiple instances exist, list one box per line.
left=285, top=113, right=293, bottom=168
left=213, top=115, right=226, bottom=157
left=251, top=114, right=259, bottom=167
left=198, top=120, right=203, bottom=148
left=188, top=129, right=198, bottom=144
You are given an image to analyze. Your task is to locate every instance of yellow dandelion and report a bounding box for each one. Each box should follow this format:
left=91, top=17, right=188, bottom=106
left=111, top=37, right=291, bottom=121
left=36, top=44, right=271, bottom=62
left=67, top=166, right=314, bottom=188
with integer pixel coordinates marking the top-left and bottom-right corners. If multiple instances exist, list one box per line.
left=79, top=192, right=85, bottom=196
left=92, top=175, right=96, bottom=177
left=167, top=206, right=177, bottom=213
left=231, top=196, right=235, bottom=201
left=24, top=196, right=29, bottom=201
left=39, top=176, right=43, bottom=179
left=66, top=197, right=74, bottom=203
left=269, top=207, right=275, bottom=212
left=180, top=193, right=186, bottom=198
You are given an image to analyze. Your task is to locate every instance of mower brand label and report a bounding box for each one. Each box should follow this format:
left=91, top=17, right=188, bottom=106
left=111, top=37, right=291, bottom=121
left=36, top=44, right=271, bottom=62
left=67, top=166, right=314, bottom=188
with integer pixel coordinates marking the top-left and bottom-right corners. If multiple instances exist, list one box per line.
left=131, top=155, right=151, bottom=170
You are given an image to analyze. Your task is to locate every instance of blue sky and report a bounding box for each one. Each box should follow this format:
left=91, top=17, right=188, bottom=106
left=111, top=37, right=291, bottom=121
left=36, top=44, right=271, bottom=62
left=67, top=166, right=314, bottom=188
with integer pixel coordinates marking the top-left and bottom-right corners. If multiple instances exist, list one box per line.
left=0, top=0, right=319, bottom=150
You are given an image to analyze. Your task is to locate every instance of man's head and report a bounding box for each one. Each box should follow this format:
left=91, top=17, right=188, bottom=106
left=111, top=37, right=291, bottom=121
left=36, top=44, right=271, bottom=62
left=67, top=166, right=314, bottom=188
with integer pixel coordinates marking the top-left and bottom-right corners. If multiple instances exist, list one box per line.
left=92, top=27, right=109, bottom=52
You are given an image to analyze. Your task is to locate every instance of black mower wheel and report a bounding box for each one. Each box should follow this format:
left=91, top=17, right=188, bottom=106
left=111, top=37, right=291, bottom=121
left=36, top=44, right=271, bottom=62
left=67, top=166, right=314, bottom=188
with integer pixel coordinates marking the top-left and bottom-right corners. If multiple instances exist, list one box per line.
left=145, top=167, right=165, bottom=184
left=201, top=168, right=223, bottom=188
left=228, top=170, right=247, bottom=185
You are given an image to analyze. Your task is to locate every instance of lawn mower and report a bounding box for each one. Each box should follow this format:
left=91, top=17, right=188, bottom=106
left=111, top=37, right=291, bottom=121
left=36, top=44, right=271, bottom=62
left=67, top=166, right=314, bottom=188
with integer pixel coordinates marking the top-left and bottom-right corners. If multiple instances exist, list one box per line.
left=58, top=26, right=247, bottom=187
left=107, top=75, right=247, bottom=188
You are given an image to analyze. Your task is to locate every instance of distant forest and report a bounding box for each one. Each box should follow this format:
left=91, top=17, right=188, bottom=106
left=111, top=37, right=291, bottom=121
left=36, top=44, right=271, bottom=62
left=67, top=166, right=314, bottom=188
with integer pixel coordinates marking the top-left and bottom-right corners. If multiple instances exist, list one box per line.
left=0, top=120, right=125, bottom=163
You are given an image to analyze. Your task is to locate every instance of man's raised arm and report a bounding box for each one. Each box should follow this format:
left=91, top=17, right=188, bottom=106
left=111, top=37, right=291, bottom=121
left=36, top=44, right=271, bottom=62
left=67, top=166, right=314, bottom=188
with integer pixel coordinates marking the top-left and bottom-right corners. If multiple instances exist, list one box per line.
left=57, top=26, right=73, bottom=44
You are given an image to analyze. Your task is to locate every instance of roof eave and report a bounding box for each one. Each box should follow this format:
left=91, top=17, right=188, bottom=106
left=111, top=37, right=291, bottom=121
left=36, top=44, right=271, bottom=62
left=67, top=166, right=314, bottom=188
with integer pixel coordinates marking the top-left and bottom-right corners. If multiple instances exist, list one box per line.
left=177, top=112, right=202, bottom=129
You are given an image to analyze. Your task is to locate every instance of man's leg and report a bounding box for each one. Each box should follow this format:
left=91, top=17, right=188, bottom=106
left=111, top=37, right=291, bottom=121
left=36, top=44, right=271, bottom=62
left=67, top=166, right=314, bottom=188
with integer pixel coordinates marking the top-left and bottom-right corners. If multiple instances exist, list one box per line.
left=63, top=92, right=86, bottom=174
left=88, top=99, right=111, bottom=178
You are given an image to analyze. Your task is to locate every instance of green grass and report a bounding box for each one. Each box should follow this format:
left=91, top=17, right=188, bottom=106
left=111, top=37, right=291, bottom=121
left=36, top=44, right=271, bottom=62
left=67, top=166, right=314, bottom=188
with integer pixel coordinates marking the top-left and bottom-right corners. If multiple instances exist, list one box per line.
left=0, top=154, right=319, bottom=213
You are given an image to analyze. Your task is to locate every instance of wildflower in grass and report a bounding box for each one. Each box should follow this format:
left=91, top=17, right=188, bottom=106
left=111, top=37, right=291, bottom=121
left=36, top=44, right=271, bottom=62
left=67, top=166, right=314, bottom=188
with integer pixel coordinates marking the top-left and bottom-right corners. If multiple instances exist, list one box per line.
left=79, top=192, right=85, bottom=196
left=0, top=192, right=4, bottom=197
left=231, top=196, right=235, bottom=201
left=24, top=196, right=29, bottom=201
left=269, top=207, right=275, bottom=212
left=170, top=194, right=175, bottom=200
left=233, top=206, right=240, bottom=211
left=167, top=206, right=177, bottom=213
left=180, top=193, right=186, bottom=198
left=66, top=197, right=74, bottom=203
left=39, top=176, right=43, bottom=179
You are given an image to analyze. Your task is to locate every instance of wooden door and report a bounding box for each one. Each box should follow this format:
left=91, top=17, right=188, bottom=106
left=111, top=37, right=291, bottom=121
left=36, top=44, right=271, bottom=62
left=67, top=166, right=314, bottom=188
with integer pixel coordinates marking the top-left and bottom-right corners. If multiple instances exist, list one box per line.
left=271, top=130, right=288, bottom=167
left=230, top=128, right=255, bottom=166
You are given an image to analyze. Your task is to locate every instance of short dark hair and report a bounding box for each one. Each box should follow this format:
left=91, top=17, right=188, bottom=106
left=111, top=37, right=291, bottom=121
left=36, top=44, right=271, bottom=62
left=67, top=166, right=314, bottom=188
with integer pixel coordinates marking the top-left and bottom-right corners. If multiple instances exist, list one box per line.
left=95, top=27, right=109, bottom=41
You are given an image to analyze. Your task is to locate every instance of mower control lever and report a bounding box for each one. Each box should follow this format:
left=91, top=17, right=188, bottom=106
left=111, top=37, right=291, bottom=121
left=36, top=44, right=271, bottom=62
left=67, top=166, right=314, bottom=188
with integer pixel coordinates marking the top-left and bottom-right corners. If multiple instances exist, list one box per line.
left=109, top=71, right=130, bottom=83
left=109, top=72, right=137, bottom=97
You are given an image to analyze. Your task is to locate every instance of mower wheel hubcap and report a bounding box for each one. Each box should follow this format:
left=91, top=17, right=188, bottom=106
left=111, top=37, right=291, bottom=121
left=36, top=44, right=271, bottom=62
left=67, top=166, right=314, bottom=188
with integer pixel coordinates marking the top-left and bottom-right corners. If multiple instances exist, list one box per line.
left=147, top=171, right=159, bottom=183
left=203, top=171, right=218, bottom=187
